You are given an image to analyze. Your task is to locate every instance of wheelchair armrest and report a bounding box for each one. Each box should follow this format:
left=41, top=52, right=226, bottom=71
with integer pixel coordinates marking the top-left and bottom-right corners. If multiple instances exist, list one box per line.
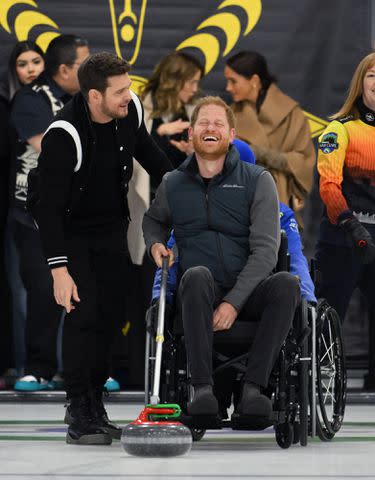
left=145, top=300, right=175, bottom=335
left=275, top=230, right=290, bottom=272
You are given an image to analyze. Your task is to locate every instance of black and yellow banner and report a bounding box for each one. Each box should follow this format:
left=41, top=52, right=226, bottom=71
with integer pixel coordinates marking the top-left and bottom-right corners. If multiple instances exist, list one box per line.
left=0, top=0, right=371, bottom=137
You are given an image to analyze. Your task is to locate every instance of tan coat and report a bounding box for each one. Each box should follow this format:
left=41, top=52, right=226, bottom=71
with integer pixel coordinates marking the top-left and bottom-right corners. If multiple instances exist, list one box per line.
left=233, top=83, right=315, bottom=211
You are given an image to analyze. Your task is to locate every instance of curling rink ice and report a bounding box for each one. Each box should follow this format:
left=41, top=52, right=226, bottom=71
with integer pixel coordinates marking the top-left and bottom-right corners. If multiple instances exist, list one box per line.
left=1, top=402, right=375, bottom=479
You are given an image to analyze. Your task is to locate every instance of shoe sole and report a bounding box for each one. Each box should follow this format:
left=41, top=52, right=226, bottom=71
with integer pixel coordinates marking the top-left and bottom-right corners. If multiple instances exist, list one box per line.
left=66, top=433, right=112, bottom=445
left=231, top=412, right=273, bottom=430
left=107, top=428, right=122, bottom=440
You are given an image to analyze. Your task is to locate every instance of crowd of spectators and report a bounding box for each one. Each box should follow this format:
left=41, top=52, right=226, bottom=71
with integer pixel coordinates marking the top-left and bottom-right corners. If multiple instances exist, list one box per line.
left=0, top=33, right=374, bottom=396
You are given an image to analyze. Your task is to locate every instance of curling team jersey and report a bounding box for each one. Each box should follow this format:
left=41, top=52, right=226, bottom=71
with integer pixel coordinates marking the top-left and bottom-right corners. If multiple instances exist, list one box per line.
left=318, top=98, right=375, bottom=227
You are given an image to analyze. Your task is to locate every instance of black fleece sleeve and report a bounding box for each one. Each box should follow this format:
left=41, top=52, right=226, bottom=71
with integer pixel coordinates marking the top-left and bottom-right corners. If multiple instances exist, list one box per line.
left=35, top=128, right=76, bottom=269
left=134, top=121, right=173, bottom=186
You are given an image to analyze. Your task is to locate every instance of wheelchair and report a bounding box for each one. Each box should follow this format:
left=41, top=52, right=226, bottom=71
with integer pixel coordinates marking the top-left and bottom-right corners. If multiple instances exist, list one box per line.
left=144, top=235, right=347, bottom=449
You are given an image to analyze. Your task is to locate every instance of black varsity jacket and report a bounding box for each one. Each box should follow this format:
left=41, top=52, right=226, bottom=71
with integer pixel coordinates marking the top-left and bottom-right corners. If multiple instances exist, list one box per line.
left=35, top=92, right=172, bottom=269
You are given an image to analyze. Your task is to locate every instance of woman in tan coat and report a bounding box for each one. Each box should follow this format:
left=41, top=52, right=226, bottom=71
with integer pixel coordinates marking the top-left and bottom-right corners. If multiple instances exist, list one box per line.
left=224, top=51, right=315, bottom=213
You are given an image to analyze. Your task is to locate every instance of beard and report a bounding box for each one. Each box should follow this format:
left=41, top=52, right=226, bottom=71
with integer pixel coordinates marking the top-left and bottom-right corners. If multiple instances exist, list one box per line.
left=100, top=99, right=128, bottom=119
left=192, top=136, right=229, bottom=160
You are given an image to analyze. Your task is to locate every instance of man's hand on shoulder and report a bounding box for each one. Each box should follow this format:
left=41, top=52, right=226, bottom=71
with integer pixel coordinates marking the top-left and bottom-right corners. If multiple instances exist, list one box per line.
left=150, top=243, right=174, bottom=268
left=213, top=302, right=238, bottom=331
left=51, top=267, right=80, bottom=314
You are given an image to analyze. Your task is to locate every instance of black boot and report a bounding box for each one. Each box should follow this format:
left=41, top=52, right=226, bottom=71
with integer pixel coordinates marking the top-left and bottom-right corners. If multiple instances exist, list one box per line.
left=236, top=382, right=272, bottom=417
left=66, top=393, right=112, bottom=445
left=187, top=384, right=219, bottom=416
left=91, top=387, right=122, bottom=440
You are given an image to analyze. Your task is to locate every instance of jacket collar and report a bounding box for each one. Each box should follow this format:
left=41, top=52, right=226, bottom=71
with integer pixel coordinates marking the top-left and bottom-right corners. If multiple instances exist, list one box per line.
left=32, top=72, right=70, bottom=101
left=179, top=143, right=240, bottom=178
left=357, top=97, right=375, bottom=127
left=234, top=83, right=298, bottom=136
left=257, top=83, right=298, bottom=132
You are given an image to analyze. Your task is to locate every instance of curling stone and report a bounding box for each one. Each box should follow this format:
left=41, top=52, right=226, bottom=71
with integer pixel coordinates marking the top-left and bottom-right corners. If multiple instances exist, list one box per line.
left=121, top=406, right=192, bottom=457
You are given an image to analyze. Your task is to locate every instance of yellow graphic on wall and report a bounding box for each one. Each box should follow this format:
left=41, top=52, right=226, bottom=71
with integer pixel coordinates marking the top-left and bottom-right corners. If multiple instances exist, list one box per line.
left=177, top=0, right=262, bottom=74
left=0, top=0, right=326, bottom=137
left=0, top=0, right=59, bottom=51
left=109, top=0, right=147, bottom=65
left=304, top=112, right=329, bottom=138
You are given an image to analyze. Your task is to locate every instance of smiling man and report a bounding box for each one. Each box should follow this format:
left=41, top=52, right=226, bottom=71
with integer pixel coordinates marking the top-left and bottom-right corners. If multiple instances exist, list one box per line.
left=143, top=96, right=300, bottom=421
left=31, top=52, right=172, bottom=445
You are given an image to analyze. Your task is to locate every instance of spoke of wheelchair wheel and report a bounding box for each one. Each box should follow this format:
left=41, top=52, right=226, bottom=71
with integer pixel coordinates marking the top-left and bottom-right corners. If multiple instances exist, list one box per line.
left=321, top=321, right=334, bottom=363
left=320, top=343, right=334, bottom=365
left=321, top=337, right=335, bottom=365
left=323, top=376, right=335, bottom=406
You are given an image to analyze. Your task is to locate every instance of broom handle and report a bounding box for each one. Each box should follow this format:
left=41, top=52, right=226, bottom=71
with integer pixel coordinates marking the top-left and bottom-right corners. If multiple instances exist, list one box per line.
left=150, top=255, right=169, bottom=404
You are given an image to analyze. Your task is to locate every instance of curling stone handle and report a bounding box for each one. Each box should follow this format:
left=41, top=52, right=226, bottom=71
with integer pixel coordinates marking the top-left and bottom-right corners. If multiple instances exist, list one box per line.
left=151, top=255, right=169, bottom=404
left=137, top=407, right=175, bottom=423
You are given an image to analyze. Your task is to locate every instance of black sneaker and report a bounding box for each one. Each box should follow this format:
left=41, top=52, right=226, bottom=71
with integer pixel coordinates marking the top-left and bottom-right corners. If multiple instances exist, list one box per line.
left=187, top=384, right=219, bottom=416
left=91, top=387, right=122, bottom=440
left=65, top=394, right=112, bottom=445
left=236, top=382, right=272, bottom=417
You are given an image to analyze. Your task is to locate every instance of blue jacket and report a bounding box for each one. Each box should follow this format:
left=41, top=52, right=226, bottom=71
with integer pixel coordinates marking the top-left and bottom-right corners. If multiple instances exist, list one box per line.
left=279, top=203, right=316, bottom=302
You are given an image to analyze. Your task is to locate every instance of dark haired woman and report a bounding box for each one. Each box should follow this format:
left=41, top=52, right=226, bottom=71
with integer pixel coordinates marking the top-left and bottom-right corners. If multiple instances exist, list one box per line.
left=0, top=41, right=44, bottom=385
left=225, top=50, right=315, bottom=216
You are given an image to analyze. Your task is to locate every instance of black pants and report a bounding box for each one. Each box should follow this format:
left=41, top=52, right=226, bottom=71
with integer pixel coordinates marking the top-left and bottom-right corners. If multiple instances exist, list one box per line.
left=14, top=221, right=61, bottom=379
left=316, top=242, right=375, bottom=322
left=63, top=225, right=130, bottom=398
left=316, top=241, right=375, bottom=376
left=178, top=266, right=300, bottom=388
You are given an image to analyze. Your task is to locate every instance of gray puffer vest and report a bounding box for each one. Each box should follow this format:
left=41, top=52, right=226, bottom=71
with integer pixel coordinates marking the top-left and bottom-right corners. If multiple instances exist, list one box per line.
left=165, top=146, right=264, bottom=288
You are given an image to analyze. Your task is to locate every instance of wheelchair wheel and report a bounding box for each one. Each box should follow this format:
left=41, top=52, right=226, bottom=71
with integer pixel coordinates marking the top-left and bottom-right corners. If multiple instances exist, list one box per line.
left=315, top=300, right=346, bottom=441
left=292, top=422, right=300, bottom=444
left=298, top=300, right=309, bottom=447
left=275, top=422, right=294, bottom=449
left=190, top=427, right=206, bottom=442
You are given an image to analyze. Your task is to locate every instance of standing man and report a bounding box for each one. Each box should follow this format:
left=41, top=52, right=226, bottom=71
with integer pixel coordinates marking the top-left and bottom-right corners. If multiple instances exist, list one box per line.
left=10, top=34, right=90, bottom=391
left=143, top=97, right=300, bottom=419
left=32, top=52, right=172, bottom=445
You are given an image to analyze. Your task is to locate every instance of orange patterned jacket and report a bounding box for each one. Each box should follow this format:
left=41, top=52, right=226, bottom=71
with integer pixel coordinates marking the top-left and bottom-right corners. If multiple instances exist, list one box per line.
left=318, top=99, right=375, bottom=230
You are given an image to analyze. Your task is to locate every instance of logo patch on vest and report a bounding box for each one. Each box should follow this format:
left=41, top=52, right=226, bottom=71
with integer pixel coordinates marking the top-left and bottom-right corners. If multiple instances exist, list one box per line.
left=222, top=184, right=245, bottom=189
left=319, top=132, right=339, bottom=154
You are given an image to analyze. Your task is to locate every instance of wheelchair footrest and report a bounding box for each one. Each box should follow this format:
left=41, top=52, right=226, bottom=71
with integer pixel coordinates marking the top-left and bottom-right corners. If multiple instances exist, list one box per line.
left=231, top=412, right=275, bottom=430
left=179, top=414, right=223, bottom=429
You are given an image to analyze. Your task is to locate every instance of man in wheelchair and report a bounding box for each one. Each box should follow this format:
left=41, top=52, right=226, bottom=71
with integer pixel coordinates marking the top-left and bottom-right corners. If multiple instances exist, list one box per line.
left=142, top=96, right=300, bottom=420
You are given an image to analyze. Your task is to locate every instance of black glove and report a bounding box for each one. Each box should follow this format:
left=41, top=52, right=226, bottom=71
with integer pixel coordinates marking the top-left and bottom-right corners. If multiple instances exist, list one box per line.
left=339, top=216, right=375, bottom=264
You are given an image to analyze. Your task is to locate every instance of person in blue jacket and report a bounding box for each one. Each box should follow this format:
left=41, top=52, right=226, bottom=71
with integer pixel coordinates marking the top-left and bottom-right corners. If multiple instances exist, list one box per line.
left=153, top=139, right=316, bottom=304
